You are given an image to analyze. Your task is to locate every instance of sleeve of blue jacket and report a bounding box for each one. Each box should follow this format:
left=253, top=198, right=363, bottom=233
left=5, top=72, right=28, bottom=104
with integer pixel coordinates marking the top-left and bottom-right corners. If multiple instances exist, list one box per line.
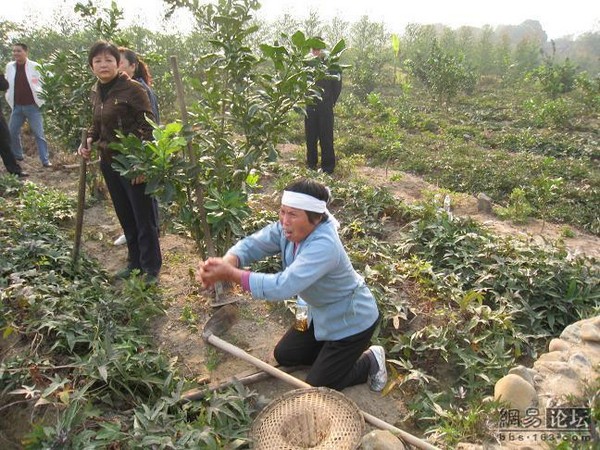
left=227, top=221, right=340, bottom=300
left=226, top=221, right=282, bottom=268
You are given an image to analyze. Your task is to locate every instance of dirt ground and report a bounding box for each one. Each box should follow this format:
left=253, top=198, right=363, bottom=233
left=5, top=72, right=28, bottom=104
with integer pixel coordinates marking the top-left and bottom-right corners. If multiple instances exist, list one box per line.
left=5, top=140, right=599, bottom=445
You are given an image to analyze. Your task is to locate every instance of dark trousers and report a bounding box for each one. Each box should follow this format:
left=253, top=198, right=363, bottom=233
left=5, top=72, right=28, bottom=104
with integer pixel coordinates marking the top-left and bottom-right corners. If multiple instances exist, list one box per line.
left=101, top=161, right=162, bottom=277
left=305, top=105, right=335, bottom=174
left=273, top=315, right=379, bottom=390
left=0, top=115, right=22, bottom=175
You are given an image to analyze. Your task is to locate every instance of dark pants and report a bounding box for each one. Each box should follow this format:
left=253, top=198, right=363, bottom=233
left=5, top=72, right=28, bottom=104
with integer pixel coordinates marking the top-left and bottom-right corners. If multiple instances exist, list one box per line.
left=305, top=105, right=335, bottom=174
left=273, top=315, right=379, bottom=390
left=101, top=161, right=161, bottom=277
left=0, top=114, right=23, bottom=175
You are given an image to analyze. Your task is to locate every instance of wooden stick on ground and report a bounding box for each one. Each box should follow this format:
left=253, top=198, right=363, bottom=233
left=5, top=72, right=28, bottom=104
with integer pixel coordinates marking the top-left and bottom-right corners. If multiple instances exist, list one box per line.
left=72, top=128, right=88, bottom=265
left=180, top=365, right=305, bottom=402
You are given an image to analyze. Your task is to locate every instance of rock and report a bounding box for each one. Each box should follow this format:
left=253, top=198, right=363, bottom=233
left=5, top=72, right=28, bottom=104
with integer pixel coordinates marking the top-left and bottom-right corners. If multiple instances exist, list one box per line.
left=538, top=374, right=585, bottom=399
left=568, top=352, right=591, bottom=370
left=560, top=321, right=582, bottom=343
left=473, top=316, right=600, bottom=449
left=477, top=193, right=493, bottom=214
left=535, top=351, right=567, bottom=363
left=581, top=341, right=600, bottom=365
left=534, top=360, right=578, bottom=378
left=361, top=429, right=406, bottom=450
left=494, top=374, right=538, bottom=413
left=508, top=365, right=535, bottom=386
left=581, top=322, right=600, bottom=342
left=548, top=338, right=571, bottom=352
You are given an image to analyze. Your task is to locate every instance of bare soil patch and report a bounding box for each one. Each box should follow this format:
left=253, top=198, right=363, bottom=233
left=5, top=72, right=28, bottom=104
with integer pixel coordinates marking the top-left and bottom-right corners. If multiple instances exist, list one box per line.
left=356, top=165, right=600, bottom=260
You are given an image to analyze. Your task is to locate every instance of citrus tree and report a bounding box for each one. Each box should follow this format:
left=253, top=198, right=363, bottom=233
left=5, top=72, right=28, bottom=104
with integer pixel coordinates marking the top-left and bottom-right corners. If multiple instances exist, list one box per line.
left=111, top=0, right=346, bottom=255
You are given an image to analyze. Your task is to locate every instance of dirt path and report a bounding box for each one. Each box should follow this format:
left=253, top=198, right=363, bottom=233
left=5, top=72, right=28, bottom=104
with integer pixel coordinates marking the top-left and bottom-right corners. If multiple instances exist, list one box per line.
left=356, top=166, right=600, bottom=260
left=8, top=142, right=599, bottom=444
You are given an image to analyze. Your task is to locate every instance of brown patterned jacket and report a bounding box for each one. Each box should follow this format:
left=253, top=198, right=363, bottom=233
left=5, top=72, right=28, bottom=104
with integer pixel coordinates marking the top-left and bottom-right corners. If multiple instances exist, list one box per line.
left=88, top=72, right=154, bottom=163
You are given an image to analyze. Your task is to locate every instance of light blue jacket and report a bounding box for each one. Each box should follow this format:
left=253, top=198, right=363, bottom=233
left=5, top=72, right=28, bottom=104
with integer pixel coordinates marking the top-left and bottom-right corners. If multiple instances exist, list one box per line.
left=227, top=219, right=379, bottom=341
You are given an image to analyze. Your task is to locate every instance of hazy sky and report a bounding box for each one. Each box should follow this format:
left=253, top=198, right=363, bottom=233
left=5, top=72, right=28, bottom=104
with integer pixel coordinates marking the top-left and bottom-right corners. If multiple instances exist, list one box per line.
left=1, top=0, right=598, bottom=40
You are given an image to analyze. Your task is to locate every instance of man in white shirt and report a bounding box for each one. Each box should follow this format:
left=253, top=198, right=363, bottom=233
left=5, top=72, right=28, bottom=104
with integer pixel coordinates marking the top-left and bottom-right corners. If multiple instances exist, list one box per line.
left=5, top=43, right=51, bottom=167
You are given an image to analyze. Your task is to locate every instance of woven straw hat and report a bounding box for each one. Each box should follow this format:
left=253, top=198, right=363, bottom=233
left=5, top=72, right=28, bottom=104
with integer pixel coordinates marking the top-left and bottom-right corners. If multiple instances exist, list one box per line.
left=250, top=387, right=364, bottom=450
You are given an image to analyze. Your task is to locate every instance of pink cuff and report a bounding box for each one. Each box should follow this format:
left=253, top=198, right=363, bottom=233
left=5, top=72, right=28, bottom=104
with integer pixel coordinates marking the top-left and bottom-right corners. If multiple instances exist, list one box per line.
left=241, top=270, right=252, bottom=292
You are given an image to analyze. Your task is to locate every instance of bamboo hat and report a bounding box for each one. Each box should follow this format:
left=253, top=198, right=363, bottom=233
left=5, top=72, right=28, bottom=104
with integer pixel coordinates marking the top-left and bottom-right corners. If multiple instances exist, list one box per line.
left=250, top=387, right=364, bottom=450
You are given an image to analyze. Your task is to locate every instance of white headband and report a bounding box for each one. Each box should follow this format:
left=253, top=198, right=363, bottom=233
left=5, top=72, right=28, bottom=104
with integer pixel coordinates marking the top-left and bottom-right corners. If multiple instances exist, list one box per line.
left=281, top=191, right=327, bottom=212
left=281, top=190, right=340, bottom=229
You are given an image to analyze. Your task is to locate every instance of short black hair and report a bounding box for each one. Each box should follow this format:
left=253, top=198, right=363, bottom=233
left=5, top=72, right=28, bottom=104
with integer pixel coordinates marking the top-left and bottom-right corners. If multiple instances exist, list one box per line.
left=88, top=41, right=120, bottom=67
left=14, top=43, right=28, bottom=52
left=284, top=178, right=331, bottom=224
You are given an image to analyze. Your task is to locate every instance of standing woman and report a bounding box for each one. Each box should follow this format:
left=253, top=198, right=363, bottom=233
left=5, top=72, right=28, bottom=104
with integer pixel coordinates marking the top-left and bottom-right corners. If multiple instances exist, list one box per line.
left=78, top=41, right=161, bottom=282
left=112, top=47, right=160, bottom=247
left=118, top=47, right=160, bottom=124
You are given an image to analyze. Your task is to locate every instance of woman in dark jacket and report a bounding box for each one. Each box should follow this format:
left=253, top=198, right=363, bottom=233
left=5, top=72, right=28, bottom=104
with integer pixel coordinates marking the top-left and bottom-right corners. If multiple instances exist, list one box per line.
left=78, top=41, right=161, bottom=282
left=112, top=47, right=161, bottom=247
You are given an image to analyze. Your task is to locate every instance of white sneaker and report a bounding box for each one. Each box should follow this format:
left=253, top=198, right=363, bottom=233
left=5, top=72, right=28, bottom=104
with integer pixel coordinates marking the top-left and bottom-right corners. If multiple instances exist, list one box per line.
left=114, top=234, right=127, bottom=246
left=367, top=345, right=388, bottom=392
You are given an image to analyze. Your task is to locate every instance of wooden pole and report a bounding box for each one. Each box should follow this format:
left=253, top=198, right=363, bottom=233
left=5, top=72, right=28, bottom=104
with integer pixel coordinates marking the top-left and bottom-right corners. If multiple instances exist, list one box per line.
left=169, top=55, right=216, bottom=258
left=72, top=128, right=88, bottom=265
left=170, top=56, right=233, bottom=306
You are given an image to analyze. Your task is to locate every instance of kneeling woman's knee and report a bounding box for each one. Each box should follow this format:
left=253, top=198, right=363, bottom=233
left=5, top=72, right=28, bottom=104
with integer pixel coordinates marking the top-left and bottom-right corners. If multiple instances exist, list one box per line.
left=273, top=343, right=292, bottom=366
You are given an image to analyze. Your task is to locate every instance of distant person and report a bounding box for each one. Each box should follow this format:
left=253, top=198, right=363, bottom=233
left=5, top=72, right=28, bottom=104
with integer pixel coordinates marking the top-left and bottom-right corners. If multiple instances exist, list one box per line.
left=78, top=41, right=161, bottom=283
left=4, top=43, right=51, bottom=167
left=112, top=47, right=161, bottom=246
left=305, top=44, right=342, bottom=175
left=0, top=73, right=27, bottom=177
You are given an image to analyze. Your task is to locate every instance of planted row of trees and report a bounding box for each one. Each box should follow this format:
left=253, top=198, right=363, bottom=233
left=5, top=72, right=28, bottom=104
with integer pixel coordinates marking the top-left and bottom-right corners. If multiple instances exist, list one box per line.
left=2, top=0, right=597, bottom=245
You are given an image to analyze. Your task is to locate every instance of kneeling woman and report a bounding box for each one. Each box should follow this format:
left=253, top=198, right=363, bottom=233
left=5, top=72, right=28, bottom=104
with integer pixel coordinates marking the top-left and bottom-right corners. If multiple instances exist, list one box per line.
left=197, top=178, right=387, bottom=391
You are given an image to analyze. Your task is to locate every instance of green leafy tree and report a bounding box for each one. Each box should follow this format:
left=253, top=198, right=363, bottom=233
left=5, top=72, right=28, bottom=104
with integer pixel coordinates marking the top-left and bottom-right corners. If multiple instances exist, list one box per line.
left=346, top=15, right=389, bottom=98
left=406, top=37, right=476, bottom=105
left=324, top=15, right=350, bottom=51
left=264, top=12, right=300, bottom=42
left=391, top=33, right=401, bottom=84
left=474, top=25, right=497, bottom=76
left=74, top=0, right=124, bottom=41
left=40, top=49, right=96, bottom=149
left=528, top=51, right=578, bottom=98
left=511, top=37, right=541, bottom=77
left=574, top=71, right=600, bottom=113
left=114, top=0, right=346, bottom=254
left=301, top=9, right=324, bottom=38
left=531, top=168, right=564, bottom=232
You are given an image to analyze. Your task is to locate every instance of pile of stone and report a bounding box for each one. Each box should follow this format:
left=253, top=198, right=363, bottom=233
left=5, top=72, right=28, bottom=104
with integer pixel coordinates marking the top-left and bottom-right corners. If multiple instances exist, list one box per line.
left=459, top=315, right=600, bottom=449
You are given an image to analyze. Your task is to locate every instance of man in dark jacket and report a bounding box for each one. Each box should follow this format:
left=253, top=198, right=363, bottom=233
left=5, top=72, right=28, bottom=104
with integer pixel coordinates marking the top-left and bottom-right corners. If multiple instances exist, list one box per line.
left=305, top=47, right=342, bottom=175
left=0, top=73, right=27, bottom=178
